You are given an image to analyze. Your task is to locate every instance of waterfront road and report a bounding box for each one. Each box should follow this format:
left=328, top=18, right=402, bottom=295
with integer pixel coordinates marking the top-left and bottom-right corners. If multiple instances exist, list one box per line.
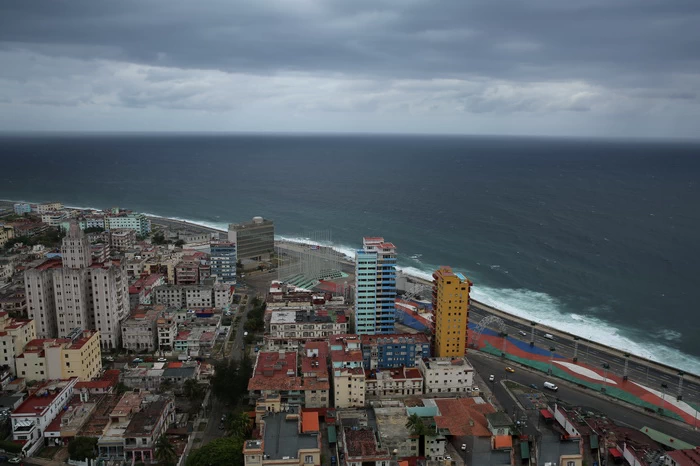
left=466, top=351, right=700, bottom=445
left=469, top=302, right=700, bottom=407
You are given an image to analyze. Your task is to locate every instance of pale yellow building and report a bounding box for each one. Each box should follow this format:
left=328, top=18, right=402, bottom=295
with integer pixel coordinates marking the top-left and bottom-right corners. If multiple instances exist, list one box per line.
left=0, top=311, right=37, bottom=374
left=432, top=266, right=471, bottom=358
left=15, top=330, right=102, bottom=382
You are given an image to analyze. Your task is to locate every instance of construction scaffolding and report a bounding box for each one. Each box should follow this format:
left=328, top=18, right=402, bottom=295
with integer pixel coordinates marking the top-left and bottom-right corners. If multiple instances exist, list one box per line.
left=275, top=230, right=346, bottom=290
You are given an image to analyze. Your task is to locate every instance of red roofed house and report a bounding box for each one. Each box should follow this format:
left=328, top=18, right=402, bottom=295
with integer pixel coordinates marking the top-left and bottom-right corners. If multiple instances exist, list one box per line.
left=0, top=311, right=36, bottom=375
left=666, top=447, right=700, bottom=466
left=11, top=377, right=78, bottom=456
left=248, top=351, right=302, bottom=404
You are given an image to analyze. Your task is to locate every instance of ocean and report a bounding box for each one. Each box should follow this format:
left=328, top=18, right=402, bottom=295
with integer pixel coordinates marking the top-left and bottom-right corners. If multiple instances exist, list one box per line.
left=1, top=133, right=699, bottom=374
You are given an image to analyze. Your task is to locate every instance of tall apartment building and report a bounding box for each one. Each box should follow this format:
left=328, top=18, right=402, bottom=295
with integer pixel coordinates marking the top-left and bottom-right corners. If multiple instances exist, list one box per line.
left=210, top=241, right=237, bottom=283
left=24, top=223, right=129, bottom=349
left=227, top=216, right=274, bottom=262
left=354, top=237, right=397, bottom=335
left=432, top=266, right=471, bottom=358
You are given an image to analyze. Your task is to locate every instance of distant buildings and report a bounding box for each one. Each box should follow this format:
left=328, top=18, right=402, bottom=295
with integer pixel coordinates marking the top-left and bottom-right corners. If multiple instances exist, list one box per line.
left=228, top=216, right=274, bottom=262
left=354, top=237, right=397, bottom=335
left=13, top=202, right=32, bottom=215
left=34, top=202, right=64, bottom=215
left=433, top=265, right=471, bottom=358
left=104, top=210, right=151, bottom=236
left=210, top=241, right=237, bottom=283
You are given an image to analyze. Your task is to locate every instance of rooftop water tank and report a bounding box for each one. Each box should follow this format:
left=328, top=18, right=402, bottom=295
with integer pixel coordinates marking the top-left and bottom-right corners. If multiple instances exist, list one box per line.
left=253, top=216, right=264, bottom=224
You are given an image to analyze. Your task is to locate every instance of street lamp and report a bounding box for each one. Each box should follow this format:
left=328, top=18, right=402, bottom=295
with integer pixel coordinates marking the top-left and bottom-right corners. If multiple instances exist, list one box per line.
left=549, top=347, right=556, bottom=375
left=573, top=337, right=579, bottom=363
left=623, top=353, right=630, bottom=382
left=501, top=332, right=508, bottom=357
left=660, top=383, right=668, bottom=415
left=530, top=322, right=537, bottom=347
left=601, top=363, right=610, bottom=393
left=677, top=371, right=685, bottom=401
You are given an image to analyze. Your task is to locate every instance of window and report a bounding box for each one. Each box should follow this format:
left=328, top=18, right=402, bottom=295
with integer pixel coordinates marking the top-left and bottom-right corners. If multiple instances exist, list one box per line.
left=304, top=455, right=313, bottom=464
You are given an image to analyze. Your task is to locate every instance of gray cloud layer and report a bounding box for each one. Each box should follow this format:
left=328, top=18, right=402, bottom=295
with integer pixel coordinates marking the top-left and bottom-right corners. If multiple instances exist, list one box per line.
left=0, top=0, right=698, bottom=136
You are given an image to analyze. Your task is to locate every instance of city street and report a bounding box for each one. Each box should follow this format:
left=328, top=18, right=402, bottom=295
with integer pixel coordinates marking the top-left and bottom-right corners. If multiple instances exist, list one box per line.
left=466, top=351, right=700, bottom=445
left=469, top=302, right=700, bottom=406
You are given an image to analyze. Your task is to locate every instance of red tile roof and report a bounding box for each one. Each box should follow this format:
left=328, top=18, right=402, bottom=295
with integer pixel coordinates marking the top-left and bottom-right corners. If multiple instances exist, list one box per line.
left=434, top=398, right=495, bottom=437
left=667, top=448, right=700, bottom=465
left=248, top=351, right=301, bottom=392
left=302, top=411, right=319, bottom=433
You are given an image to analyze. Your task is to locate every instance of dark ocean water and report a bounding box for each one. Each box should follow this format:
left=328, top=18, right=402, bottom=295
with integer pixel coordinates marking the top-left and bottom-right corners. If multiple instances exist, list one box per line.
left=1, top=133, right=699, bottom=372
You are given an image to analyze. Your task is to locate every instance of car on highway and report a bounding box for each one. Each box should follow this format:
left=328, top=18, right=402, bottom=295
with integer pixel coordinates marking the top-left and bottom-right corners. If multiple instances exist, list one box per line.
left=505, top=366, right=515, bottom=373
left=530, top=383, right=538, bottom=389
left=519, top=331, right=527, bottom=336
left=488, top=374, right=495, bottom=382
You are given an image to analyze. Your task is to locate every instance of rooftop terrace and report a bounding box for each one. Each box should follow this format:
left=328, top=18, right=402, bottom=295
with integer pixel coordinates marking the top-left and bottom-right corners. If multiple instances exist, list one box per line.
left=261, top=409, right=318, bottom=460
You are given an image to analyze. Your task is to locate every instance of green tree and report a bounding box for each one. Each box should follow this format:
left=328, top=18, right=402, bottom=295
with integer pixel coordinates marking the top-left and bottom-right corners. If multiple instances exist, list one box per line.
left=187, top=437, right=243, bottom=466
left=228, top=411, right=253, bottom=438
left=183, top=379, right=205, bottom=401
left=68, top=437, right=98, bottom=461
left=155, top=435, right=178, bottom=466
left=405, top=413, right=433, bottom=437
left=174, top=239, right=185, bottom=247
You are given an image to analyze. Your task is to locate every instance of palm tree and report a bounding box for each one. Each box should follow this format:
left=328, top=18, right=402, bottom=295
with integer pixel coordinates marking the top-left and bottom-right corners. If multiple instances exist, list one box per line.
left=154, top=435, right=178, bottom=466
left=405, top=413, right=427, bottom=436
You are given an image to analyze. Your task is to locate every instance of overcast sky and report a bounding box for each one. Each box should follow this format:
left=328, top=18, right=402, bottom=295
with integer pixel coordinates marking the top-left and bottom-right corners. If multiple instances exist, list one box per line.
left=0, top=0, right=698, bottom=138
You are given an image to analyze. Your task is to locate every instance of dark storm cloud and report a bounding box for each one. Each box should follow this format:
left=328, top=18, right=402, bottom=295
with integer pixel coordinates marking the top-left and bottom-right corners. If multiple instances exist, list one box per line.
left=1, top=0, right=698, bottom=88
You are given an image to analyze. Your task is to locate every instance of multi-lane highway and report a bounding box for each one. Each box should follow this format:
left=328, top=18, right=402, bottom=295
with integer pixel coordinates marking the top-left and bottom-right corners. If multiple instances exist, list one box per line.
left=469, top=300, right=700, bottom=407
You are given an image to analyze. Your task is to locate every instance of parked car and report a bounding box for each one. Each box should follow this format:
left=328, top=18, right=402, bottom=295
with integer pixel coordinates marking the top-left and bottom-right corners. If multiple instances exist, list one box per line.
left=488, top=374, right=495, bottom=382
left=530, top=384, right=538, bottom=389
left=505, top=366, right=515, bottom=373
left=461, top=444, right=467, bottom=451
left=157, top=358, right=167, bottom=362
left=104, top=356, right=114, bottom=362
left=8, top=457, right=21, bottom=464
left=132, top=358, right=143, bottom=364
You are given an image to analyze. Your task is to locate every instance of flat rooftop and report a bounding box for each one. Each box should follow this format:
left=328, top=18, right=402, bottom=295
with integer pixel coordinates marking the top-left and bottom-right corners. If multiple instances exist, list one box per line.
left=262, top=410, right=318, bottom=460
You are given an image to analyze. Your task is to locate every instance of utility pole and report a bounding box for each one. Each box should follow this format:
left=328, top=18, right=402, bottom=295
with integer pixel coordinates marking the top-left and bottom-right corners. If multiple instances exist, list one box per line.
left=602, top=363, right=610, bottom=393
left=549, top=347, right=555, bottom=375
left=573, top=336, right=579, bottom=363
left=530, top=322, right=537, bottom=347
left=677, top=371, right=685, bottom=401
left=660, top=383, right=668, bottom=415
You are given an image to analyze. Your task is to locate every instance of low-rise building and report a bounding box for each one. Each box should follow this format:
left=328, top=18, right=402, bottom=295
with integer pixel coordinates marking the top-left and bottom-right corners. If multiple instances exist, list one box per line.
left=242, top=406, right=321, bottom=466
left=361, top=333, right=431, bottom=370
left=485, top=412, right=513, bottom=436
left=214, top=283, right=234, bottom=310
left=172, top=327, right=216, bottom=357
left=665, top=447, right=700, bottom=466
left=266, top=309, right=348, bottom=350
left=11, top=378, right=78, bottom=456
left=0, top=290, right=28, bottom=317
left=418, top=357, right=475, bottom=395
left=121, top=309, right=159, bottom=352
left=339, top=425, right=390, bottom=466
left=110, top=229, right=137, bottom=251
left=122, top=366, right=164, bottom=391
left=123, top=397, right=176, bottom=464
left=301, top=342, right=330, bottom=408
left=13, top=203, right=32, bottom=215
left=0, top=311, right=36, bottom=374
left=35, top=202, right=64, bottom=214
left=373, top=405, right=421, bottom=459
left=41, top=211, right=69, bottom=227
left=129, top=274, right=166, bottom=307
left=105, top=211, right=151, bottom=236
left=157, top=314, right=177, bottom=351
left=15, top=330, right=101, bottom=382
left=248, top=351, right=302, bottom=404
left=330, top=335, right=365, bottom=408
left=175, top=260, right=199, bottom=285
left=365, top=366, right=423, bottom=399
left=152, top=282, right=218, bottom=309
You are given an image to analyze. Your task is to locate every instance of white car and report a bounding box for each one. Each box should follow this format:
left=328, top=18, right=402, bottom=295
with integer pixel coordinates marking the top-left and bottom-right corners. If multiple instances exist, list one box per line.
left=444, top=455, right=451, bottom=461
left=488, top=374, right=495, bottom=382
left=519, top=330, right=527, bottom=336
left=244, top=331, right=248, bottom=336
left=461, top=444, right=467, bottom=451
left=158, top=358, right=167, bottom=362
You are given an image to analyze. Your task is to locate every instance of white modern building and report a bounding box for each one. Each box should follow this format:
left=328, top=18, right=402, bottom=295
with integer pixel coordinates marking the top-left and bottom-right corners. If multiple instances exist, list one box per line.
left=11, top=378, right=78, bottom=456
left=418, top=357, right=475, bottom=395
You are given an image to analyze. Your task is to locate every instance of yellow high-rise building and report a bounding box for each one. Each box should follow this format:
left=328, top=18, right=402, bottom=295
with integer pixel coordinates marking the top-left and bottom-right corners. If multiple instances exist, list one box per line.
left=433, top=266, right=471, bottom=358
